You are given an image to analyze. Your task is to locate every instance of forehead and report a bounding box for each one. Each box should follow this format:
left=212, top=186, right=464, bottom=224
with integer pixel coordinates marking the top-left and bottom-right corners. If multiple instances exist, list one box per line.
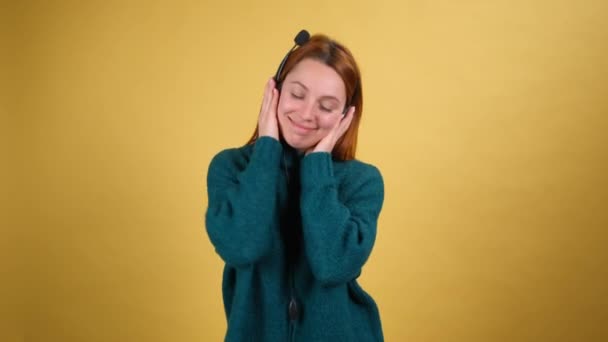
left=285, top=58, right=346, bottom=100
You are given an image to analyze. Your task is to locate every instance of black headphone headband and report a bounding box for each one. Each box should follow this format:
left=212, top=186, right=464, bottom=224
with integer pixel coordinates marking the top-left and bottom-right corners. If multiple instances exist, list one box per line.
left=274, top=30, right=310, bottom=88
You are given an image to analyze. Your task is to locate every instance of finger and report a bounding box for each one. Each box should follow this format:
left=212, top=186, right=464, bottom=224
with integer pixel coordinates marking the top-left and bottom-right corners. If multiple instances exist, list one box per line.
left=322, top=115, right=344, bottom=146
left=328, top=108, right=347, bottom=134
left=337, top=106, right=355, bottom=137
left=267, top=88, right=280, bottom=128
left=270, top=88, right=279, bottom=117
left=260, top=78, right=273, bottom=118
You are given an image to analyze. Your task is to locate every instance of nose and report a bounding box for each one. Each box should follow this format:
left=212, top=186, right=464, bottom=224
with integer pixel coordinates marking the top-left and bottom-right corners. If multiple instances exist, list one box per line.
left=299, top=100, right=316, bottom=121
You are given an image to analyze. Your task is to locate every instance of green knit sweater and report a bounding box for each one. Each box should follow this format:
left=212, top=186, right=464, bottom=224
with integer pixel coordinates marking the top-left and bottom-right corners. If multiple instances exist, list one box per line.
left=205, top=136, right=385, bottom=341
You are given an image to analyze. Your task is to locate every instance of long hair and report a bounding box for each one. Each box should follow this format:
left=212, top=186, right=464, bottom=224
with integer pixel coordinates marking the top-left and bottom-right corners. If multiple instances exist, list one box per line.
left=246, top=34, right=363, bottom=161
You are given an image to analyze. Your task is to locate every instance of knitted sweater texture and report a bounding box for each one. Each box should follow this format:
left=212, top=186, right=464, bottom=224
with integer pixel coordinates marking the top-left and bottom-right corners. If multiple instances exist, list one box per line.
left=206, top=137, right=384, bottom=341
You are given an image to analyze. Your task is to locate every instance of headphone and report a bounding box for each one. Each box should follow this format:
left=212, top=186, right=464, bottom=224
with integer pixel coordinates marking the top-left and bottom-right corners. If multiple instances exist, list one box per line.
left=274, top=30, right=310, bottom=90
left=273, top=29, right=358, bottom=115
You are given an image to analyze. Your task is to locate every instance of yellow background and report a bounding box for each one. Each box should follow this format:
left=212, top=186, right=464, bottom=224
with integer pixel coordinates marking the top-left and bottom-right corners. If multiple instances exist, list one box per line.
left=3, top=0, right=608, bottom=341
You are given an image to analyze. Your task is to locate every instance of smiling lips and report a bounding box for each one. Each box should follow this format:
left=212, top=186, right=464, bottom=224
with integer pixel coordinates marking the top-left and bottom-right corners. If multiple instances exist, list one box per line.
left=289, top=117, right=316, bottom=133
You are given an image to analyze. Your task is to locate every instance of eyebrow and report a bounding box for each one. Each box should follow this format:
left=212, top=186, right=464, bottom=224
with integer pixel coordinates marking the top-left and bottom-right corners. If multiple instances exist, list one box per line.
left=288, top=81, right=341, bottom=103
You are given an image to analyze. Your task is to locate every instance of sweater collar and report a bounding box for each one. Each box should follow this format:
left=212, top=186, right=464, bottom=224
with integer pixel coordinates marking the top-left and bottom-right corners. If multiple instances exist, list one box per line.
left=280, top=138, right=305, bottom=169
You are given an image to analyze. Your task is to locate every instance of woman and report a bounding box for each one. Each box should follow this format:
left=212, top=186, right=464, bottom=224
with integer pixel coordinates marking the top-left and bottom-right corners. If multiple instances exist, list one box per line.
left=206, top=32, right=385, bottom=341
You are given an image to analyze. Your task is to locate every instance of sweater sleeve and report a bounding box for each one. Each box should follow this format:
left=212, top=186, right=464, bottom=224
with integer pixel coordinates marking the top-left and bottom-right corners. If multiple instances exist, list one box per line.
left=205, top=137, right=282, bottom=267
left=299, top=152, right=384, bottom=287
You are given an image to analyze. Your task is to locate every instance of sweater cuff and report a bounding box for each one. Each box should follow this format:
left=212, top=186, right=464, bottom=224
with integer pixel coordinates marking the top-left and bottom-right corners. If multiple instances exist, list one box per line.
left=252, top=136, right=282, bottom=166
left=300, top=152, right=334, bottom=188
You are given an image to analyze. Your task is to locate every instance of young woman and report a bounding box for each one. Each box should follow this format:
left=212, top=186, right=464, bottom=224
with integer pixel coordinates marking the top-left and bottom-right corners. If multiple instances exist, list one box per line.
left=206, top=31, right=385, bottom=342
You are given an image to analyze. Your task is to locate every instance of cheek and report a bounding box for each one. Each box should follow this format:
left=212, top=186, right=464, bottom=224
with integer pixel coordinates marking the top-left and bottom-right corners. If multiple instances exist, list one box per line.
left=277, top=92, right=295, bottom=113
left=276, top=97, right=288, bottom=124
left=318, top=115, right=341, bottom=131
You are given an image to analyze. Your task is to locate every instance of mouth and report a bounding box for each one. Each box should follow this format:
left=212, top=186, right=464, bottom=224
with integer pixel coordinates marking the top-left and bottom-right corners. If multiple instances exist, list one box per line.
left=289, top=117, right=316, bottom=133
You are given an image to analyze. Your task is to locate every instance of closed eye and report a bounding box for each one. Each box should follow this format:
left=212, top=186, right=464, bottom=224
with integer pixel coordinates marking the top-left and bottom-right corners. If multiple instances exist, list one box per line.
left=319, top=105, right=333, bottom=113
left=291, top=93, right=304, bottom=100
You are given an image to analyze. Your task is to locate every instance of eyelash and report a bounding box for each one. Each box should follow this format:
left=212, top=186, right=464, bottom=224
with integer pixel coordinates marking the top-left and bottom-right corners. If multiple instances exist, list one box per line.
left=290, top=93, right=333, bottom=113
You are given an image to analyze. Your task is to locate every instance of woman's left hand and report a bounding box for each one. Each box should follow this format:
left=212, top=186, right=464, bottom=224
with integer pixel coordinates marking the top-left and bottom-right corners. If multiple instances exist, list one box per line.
left=306, top=106, right=355, bottom=155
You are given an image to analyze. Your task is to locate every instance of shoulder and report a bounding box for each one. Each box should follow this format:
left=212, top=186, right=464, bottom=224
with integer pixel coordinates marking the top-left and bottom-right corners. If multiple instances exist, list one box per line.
left=332, top=158, right=384, bottom=210
left=208, top=137, right=282, bottom=174
left=333, top=158, right=384, bottom=201
left=208, top=143, right=254, bottom=174
left=334, top=158, right=383, bottom=184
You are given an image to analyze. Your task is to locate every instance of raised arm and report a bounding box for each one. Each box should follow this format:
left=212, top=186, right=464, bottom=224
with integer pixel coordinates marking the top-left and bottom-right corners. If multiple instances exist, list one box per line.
left=205, top=137, right=283, bottom=267
left=299, top=153, right=384, bottom=286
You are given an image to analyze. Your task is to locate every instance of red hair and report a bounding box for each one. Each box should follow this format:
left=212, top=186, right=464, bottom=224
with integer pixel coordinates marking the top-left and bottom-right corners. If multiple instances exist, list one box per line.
left=247, top=34, right=363, bottom=161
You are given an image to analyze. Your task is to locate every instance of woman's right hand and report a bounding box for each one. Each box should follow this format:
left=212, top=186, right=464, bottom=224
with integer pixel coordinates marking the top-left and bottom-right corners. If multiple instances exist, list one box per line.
left=258, top=77, right=280, bottom=140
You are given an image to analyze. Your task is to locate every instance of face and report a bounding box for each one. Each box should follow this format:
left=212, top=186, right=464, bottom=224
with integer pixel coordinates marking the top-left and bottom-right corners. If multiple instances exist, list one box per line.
left=277, top=58, right=347, bottom=152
